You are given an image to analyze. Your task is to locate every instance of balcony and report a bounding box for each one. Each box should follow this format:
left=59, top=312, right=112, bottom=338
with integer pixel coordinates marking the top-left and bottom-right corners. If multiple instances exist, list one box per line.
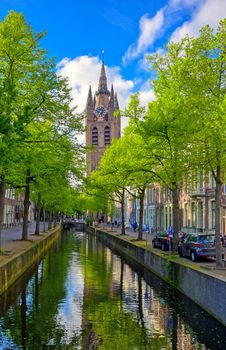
left=190, top=188, right=205, bottom=197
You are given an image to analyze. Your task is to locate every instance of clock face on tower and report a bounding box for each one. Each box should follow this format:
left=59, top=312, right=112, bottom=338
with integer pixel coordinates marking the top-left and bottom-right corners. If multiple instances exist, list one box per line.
left=94, top=105, right=107, bottom=121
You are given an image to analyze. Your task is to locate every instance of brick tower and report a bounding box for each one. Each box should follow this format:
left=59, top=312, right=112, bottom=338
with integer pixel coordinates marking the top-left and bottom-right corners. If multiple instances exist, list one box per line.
left=85, top=59, right=121, bottom=174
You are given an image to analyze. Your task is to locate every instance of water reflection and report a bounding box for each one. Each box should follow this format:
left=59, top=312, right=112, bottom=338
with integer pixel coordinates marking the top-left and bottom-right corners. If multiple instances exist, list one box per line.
left=0, top=231, right=225, bottom=349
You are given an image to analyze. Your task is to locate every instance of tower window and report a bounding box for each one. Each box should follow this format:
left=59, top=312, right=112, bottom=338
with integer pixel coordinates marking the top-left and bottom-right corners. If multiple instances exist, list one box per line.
left=104, top=126, right=111, bottom=145
left=92, top=127, right=98, bottom=145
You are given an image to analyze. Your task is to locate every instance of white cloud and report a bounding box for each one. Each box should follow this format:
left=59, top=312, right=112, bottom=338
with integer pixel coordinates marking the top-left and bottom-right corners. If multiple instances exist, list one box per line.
left=56, top=55, right=134, bottom=142
left=139, top=86, right=155, bottom=108
left=123, top=9, right=165, bottom=65
left=171, top=0, right=226, bottom=42
left=57, top=55, right=134, bottom=113
left=56, top=56, right=100, bottom=113
left=122, top=0, right=223, bottom=65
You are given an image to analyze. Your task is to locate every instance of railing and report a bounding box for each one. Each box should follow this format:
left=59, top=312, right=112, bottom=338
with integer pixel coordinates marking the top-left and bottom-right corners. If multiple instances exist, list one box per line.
left=189, top=188, right=205, bottom=196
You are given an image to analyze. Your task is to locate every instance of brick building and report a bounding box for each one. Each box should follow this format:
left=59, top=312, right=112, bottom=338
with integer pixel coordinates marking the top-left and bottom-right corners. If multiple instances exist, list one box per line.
left=85, top=60, right=121, bottom=174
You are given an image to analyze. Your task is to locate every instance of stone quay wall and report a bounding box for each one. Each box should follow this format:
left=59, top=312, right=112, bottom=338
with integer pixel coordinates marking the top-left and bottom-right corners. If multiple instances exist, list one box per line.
left=87, top=227, right=226, bottom=327
left=0, top=226, right=61, bottom=296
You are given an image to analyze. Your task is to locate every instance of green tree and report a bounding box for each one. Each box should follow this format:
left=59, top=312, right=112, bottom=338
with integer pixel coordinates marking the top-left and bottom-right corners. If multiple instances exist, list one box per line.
left=129, top=38, right=195, bottom=251
left=183, top=20, right=226, bottom=266
left=84, top=140, right=129, bottom=234
left=0, top=11, right=83, bottom=244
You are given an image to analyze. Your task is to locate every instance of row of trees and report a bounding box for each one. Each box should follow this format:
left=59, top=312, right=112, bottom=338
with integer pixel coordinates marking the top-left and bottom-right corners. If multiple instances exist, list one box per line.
left=0, top=11, right=84, bottom=248
left=83, top=19, right=226, bottom=267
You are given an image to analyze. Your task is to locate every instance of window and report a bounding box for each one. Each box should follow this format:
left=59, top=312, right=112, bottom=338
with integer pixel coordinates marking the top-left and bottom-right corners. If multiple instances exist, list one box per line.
left=211, top=201, right=216, bottom=229
left=197, top=201, right=203, bottom=229
left=209, top=173, right=216, bottom=189
left=169, top=206, right=172, bottom=226
left=147, top=188, right=154, bottom=203
left=148, top=207, right=155, bottom=228
left=222, top=207, right=226, bottom=235
left=164, top=206, right=170, bottom=230
left=92, top=127, right=98, bottom=145
left=198, top=171, right=204, bottom=190
left=104, top=126, right=110, bottom=145
left=223, top=185, right=226, bottom=195
left=184, top=203, right=188, bottom=226
left=191, top=202, right=196, bottom=227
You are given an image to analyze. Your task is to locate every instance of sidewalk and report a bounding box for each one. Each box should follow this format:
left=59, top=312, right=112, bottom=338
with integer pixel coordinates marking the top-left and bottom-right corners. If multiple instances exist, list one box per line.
left=0, top=222, right=49, bottom=265
left=96, top=224, right=154, bottom=245
left=1, top=222, right=45, bottom=245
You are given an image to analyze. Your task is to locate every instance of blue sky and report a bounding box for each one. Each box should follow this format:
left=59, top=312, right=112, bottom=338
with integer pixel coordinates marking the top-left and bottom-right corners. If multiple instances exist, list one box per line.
left=1, top=0, right=226, bottom=116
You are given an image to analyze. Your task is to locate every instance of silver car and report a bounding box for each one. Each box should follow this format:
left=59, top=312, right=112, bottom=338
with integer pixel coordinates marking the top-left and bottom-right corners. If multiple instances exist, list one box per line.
left=178, top=233, right=222, bottom=262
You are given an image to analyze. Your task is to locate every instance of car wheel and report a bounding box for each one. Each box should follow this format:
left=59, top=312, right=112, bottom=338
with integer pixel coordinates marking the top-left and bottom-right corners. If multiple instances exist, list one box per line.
left=161, top=243, right=165, bottom=251
left=191, top=251, right=197, bottom=262
left=178, top=248, right=183, bottom=257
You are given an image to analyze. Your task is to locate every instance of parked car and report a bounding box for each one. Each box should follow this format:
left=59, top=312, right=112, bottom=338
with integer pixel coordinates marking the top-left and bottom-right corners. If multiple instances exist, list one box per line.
left=178, top=233, right=224, bottom=262
left=221, top=235, right=226, bottom=247
left=152, top=232, right=172, bottom=251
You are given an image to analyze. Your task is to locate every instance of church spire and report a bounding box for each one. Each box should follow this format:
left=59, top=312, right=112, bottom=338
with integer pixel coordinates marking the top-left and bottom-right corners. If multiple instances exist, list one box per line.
left=109, top=84, right=114, bottom=109
left=96, top=56, right=110, bottom=96
left=114, top=92, right=119, bottom=111
left=86, top=85, right=94, bottom=109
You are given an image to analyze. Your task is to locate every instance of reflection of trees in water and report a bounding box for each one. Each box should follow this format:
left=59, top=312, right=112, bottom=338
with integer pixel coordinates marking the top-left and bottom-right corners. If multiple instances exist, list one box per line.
left=79, top=234, right=171, bottom=350
left=1, top=232, right=226, bottom=350
left=117, top=250, right=226, bottom=350
left=0, top=233, right=81, bottom=349
left=20, top=288, right=27, bottom=350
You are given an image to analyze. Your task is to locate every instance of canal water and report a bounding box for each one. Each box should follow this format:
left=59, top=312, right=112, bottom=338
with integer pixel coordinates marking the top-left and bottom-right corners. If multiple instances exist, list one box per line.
left=0, top=231, right=226, bottom=350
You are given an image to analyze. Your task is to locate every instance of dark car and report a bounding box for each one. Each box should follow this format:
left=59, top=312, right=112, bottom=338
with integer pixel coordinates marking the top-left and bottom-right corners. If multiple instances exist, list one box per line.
left=221, top=235, right=226, bottom=247
left=178, top=233, right=223, bottom=262
left=152, top=232, right=172, bottom=251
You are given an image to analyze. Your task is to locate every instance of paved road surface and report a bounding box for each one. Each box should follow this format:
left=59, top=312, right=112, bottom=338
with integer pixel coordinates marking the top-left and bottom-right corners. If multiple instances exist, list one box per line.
left=1, top=222, right=45, bottom=244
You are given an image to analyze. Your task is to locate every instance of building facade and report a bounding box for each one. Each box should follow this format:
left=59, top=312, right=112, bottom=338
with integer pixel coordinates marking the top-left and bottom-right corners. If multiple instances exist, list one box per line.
left=85, top=60, right=121, bottom=174
left=2, top=189, right=34, bottom=228
left=125, top=173, right=226, bottom=235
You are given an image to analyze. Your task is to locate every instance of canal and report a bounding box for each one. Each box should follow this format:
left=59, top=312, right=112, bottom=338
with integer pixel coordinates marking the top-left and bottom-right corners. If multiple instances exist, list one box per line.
left=0, top=231, right=226, bottom=349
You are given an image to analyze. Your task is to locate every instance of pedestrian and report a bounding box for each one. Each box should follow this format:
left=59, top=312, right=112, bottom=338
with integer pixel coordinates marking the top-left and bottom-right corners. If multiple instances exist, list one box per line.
left=132, top=222, right=137, bottom=232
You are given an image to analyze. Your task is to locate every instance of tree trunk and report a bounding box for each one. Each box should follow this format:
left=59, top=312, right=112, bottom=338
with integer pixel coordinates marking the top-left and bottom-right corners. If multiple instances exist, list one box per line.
left=172, top=184, right=180, bottom=253
left=43, top=208, right=46, bottom=232
left=0, top=179, right=6, bottom=251
left=121, top=190, right=125, bottom=235
left=48, top=211, right=52, bottom=230
left=34, top=192, right=41, bottom=235
left=215, top=165, right=223, bottom=267
left=138, top=188, right=145, bottom=240
left=22, top=174, right=30, bottom=240
left=53, top=212, right=57, bottom=228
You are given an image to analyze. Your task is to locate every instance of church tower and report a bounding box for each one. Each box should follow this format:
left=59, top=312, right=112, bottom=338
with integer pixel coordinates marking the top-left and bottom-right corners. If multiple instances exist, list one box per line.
left=85, top=59, right=121, bottom=174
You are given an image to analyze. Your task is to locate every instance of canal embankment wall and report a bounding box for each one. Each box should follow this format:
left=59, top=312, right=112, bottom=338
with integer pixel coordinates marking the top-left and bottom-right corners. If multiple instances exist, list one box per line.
left=0, top=225, right=61, bottom=296
left=87, top=226, right=226, bottom=327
